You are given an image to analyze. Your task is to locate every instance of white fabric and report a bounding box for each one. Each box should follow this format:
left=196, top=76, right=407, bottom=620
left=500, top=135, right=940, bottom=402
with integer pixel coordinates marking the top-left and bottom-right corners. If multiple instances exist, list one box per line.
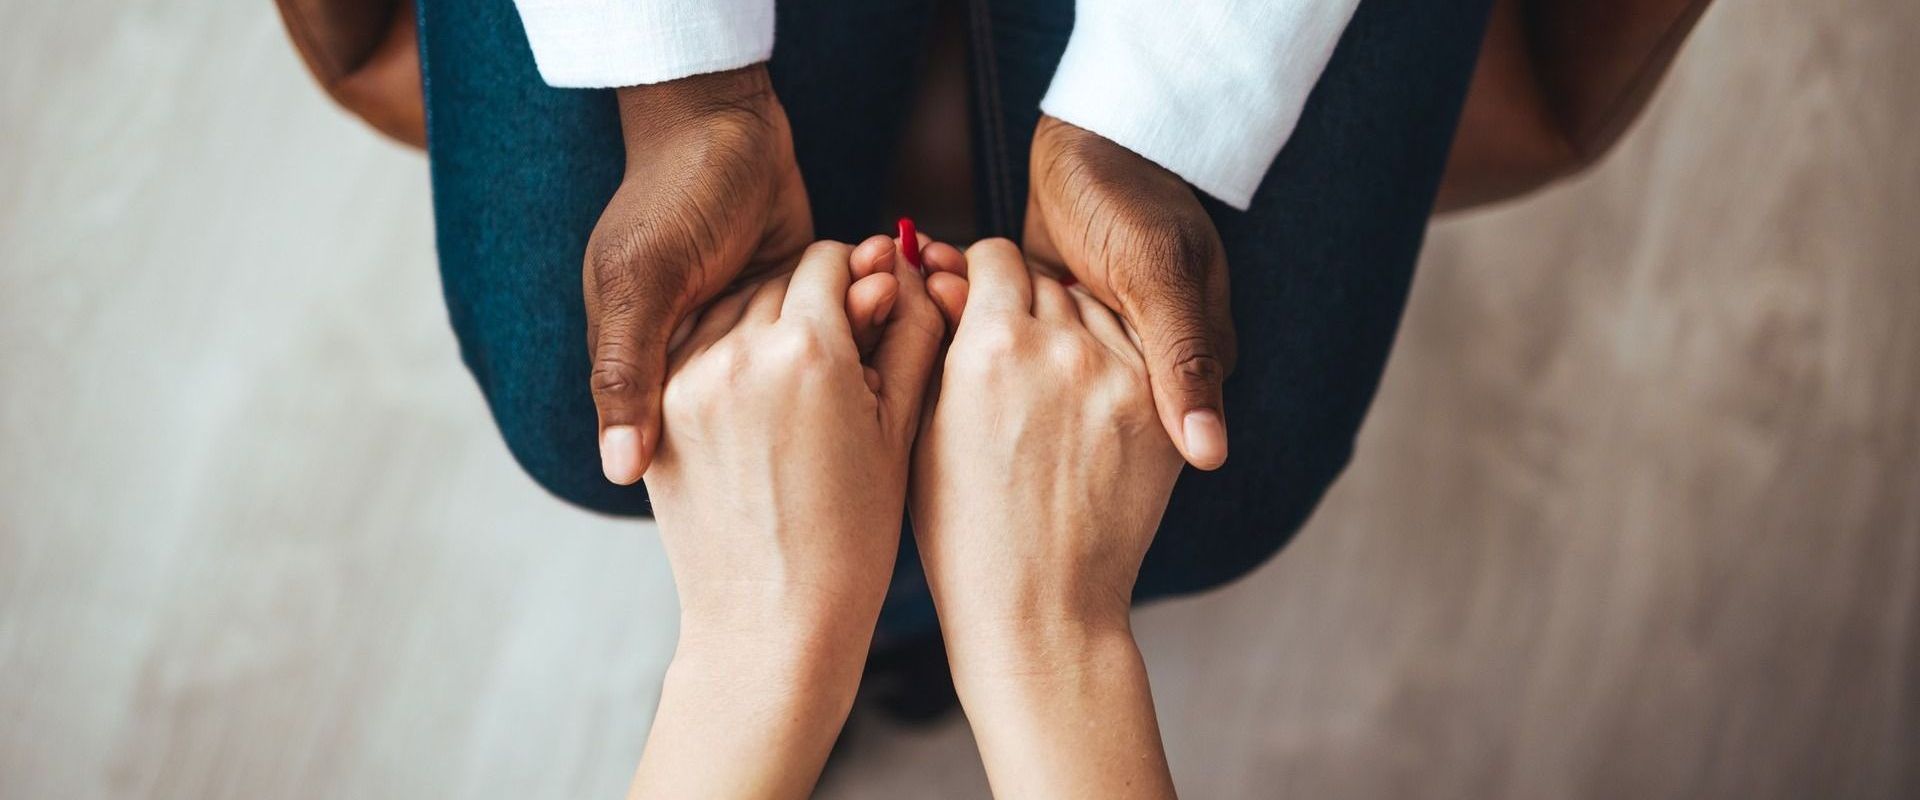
left=1039, top=0, right=1358, bottom=209
left=513, top=0, right=774, bottom=88
left=511, top=0, right=1357, bottom=209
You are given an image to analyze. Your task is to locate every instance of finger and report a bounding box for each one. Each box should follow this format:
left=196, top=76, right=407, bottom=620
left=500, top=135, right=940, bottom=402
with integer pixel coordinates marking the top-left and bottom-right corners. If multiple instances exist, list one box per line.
left=1132, top=290, right=1233, bottom=471
left=871, top=246, right=948, bottom=435
left=742, top=271, right=792, bottom=324
left=851, top=234, right=896, bottom=280
left=847, top=271, right=900, bottom=356
left=1031, top=274, right=1079, bottom=323
left=897, top=218, right=924, bottom=269
left=922, top=241, right=966, bottom=277
left=922, top=241, right=970, bottom=326
left=1069, top=286, right=1135, bottom=360
left=895, top=229, right=948, bottom=280
left=926, top=271, right=969, bottom=327
left=585, top=261, right=694, bottom=487
left=782, top=240, right=856, bottom=322
left=960, top=238, right=1032, bottom=316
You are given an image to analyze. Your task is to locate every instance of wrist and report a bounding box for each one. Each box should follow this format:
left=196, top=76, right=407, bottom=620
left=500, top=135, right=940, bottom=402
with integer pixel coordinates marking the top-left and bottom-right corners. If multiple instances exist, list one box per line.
left=614, top=63, right=779, bottom=150
left=945, top=617, right=1172, bottom=799
left=678, top=591, right=880, bottom=662
left=639, top=597, right=870, bottom=798
left=672, top=576, right=884, bottom=683
left=668, top=607, right=874, bottom=705
left=944, top=608, right=1138, bottom=697
left=930, top=571, right=1135, bottom=660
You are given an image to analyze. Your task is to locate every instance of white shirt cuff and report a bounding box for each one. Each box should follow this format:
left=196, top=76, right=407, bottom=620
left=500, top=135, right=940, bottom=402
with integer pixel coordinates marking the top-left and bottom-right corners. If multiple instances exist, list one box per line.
left=1039, top=0, right=1357, bottom=210
left=512, top=0, right=775, bottom=88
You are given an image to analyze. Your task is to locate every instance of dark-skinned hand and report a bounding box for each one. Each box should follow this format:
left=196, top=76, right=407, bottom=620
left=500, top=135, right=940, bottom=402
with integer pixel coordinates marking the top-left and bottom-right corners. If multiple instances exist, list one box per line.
left=586, top=66, right=816, bottom=483
left=1023, top=115, right=1237, bottom=470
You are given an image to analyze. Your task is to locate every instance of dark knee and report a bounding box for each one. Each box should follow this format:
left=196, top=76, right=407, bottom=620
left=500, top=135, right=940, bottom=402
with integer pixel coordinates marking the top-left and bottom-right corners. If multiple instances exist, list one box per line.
left=485, top=388, right=655, bottom=518
left=1140, top=436, right=1357, bottom=598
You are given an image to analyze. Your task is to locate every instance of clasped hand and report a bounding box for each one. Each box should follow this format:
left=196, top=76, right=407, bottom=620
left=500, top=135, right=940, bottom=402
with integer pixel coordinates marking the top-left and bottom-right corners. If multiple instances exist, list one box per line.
left=631, top=233, right=1182, bottom=799
left=596, top=64, right=1203, bottom=800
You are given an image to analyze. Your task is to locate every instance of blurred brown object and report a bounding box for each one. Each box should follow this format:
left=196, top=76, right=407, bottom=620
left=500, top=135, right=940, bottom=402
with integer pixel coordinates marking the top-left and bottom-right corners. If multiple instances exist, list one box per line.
left=1438, top=0, right=1714, bottom=211
left=274, top=0, right=425, bottom=148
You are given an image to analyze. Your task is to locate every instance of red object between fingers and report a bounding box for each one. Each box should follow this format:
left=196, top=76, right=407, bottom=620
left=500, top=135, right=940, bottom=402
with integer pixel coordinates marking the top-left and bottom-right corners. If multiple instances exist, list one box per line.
left=897, top=217, right=922, bottom=269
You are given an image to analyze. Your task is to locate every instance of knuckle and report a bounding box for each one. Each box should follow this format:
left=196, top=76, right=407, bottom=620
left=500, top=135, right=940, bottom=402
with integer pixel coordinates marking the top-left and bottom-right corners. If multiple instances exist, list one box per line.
left=588, top=355, right=649, bottom=400
left=764, top=324, right=838, bottom=372
left=964, top=237, right=1022, bottom=264
left=1167, top=344, right=1226, bottom=393
left=1071, top=362, right=1155, bottom=431
left=1139, top=299, right=1233, bottom=381
left=660, top=371, right=705, bottom=420
left=948, top=321, right=1024, bottom=380
left=803, top=239, right=852, bottom=261
left=1043, top=333, right=1101, bottom=378
left=968, top=320, right=1024, bottom=360
left=714, top=337, right=748, bottom=372
left=1085, top=378, right=1135, bottom=423
left=665, top=341, right=741, bottom=420
left=705, top=338, right=751, bottom=377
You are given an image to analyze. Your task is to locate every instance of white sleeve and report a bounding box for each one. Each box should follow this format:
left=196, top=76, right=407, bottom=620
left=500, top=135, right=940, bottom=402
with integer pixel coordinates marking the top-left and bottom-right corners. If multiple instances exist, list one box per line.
left=1038, top=0, right=1359, bottom=209
left=511, top=0, right=775, bottom=88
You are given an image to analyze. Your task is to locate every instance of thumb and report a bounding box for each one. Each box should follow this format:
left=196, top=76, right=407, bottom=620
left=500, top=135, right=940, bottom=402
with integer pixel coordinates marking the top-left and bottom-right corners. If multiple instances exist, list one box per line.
left=1129, top=277, right=1235, bottom=471
left=870, top=257, right=947, bottom=438
left=585, top=251, right=698, bottom=486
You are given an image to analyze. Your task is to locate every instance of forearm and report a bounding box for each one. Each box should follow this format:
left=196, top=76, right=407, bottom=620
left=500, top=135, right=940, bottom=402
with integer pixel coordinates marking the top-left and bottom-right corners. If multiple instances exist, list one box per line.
left=612, top=65, right=776, bottom=154
left=632, top=497, right=899, bottom=799
left=629, top=612, right=872, bottom=799
left=1039, top=0, right=1358, bottom=208
left=948, top=616, right=1176, bottom=800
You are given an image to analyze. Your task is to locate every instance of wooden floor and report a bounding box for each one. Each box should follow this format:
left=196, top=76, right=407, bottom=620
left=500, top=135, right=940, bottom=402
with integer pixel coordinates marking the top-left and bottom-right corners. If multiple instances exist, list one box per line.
left=2, top=1, right=1915, bottom=797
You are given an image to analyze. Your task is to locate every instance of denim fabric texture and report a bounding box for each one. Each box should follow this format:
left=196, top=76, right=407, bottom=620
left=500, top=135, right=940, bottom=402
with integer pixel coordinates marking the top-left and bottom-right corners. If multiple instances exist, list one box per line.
left=416, top=0, right=1492, bottom=639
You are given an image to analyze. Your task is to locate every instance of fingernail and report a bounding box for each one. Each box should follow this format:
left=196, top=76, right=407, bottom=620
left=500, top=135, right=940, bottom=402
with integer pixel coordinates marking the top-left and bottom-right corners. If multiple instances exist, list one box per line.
left=896, top=217, right=923, bottom=270
left=1059, top=273, right=1077, bottom=288
left=1182, top=410, right=1228, bottom=469
left=600, top=425, right=642, bottom=484
left=874, top=294, right=894, bottom=325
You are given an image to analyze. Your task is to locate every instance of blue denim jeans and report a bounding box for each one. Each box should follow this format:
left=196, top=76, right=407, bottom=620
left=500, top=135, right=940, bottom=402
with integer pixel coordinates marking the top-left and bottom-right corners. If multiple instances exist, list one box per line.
left=417, top=0, right=1491, bottom=639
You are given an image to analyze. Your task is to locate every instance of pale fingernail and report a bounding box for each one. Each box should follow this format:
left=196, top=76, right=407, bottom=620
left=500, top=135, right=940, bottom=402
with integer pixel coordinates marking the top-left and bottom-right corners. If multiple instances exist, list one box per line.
left=1182, top=410, right=1228, bottom=469
left=874, top=295, right=895, bottom=325
left=600, top=425, right=642, bottom=484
